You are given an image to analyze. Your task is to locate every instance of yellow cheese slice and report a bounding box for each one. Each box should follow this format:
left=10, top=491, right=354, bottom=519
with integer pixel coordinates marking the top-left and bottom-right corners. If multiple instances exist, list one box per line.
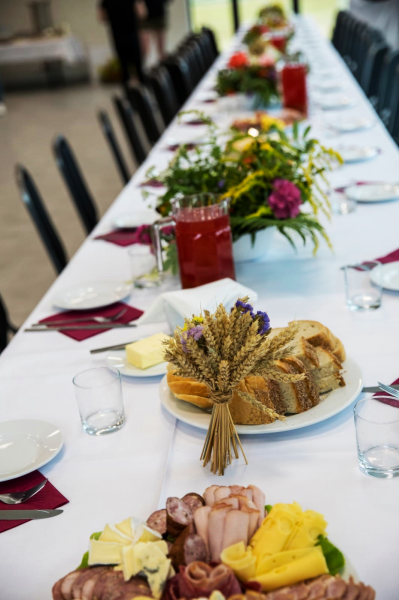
left=285, top=510, right=327, bottom=550
left=254, top=546, right=328, bottom=592
left=126, top=333, right=169, bottom=369
left=88, top=540, right=124, bottom=565
left=220, top=542, right=256, bottom=582
left=209, top=592, right=226, bottom=600
left=99, top=524, right=132, bottom=545
left=251, top=508, right=299, bottom=557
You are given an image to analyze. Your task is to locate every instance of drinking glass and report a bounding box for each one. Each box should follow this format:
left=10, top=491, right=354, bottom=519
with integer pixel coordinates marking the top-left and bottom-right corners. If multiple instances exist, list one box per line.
left=354, top=397, right=399, bottom=478
left=128, top=244, right=160, bottom=288
left=330, top=191, right=356, bottom=215
left=73, top=367, right=126, bottom=435
left=344, top=260, right=382, bottom=310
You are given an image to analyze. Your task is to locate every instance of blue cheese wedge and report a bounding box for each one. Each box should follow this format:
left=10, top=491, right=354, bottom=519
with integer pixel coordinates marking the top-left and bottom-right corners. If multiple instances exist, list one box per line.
left=122, top=541, right=171, bottom=599
left=125, top=333, right=169, bottom=369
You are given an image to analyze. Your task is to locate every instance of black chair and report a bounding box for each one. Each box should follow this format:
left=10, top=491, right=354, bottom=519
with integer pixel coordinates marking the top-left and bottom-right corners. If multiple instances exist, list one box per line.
left=360, top=41, right=389, bottom=98
left=113, top=95, right=148, bottom=166
left=16, top=165, right=68, bottom=275
left=53, top=135, right=98, bottom=235
left=161, top=55, right=195, bottom=105
left=146, top=66, right=180, bottom=126
left=98, top=110, right=131, bottom=186
left=126, top=83, right=164, bottom=145
left=180, top=38, right=207, bottom=81
left=375, top=49, right=399, bottom=125
left=386, top=64, right=399, bottom=142
left=178, top=43, right=203, bottom=86
left=196, top=30, right=216, bottom=70
left=0, top=294, right=17, bottom=353
left=332, top=10, right=348, bottom=53
left=201, top=27, right=219, bottom=60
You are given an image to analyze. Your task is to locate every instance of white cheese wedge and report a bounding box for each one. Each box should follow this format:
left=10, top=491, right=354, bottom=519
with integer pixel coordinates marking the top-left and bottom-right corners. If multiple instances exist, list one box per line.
left=121, top=541, right=171, bottom=598
left=88, top=540, right=124, bottom=565
left=139, top=525, right=163, bottom=543
left=125, top=333, right=169, bottom=369
left=100, top=524, right=132, bottom=545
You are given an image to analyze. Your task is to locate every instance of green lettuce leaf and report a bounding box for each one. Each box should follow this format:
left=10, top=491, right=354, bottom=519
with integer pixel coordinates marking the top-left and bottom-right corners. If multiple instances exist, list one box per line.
left=316, top=535, right=345, bottom=575
left=265, top=504, right=273, bottom=513
left=77, top=531, right=102, bottom=570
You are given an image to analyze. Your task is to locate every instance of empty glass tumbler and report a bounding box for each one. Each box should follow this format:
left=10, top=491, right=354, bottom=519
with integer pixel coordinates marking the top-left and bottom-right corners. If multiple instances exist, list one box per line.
left=128, top=244, right=160, bottom=288
left=73, top=367, right=126, bottom=435
left=344, top=260, right=382, bottom=310
left=354, top=396, right=399, bottom=478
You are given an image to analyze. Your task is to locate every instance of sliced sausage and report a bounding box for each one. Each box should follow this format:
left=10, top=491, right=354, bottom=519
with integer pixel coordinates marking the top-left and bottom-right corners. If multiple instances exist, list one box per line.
left=166, top=497, right=193, bottom=537
left=93, top=570, right=122, bottom=600
left=181, top=493, right=205, bottom=513
left=61, top=571, right=83, bottom=600
left=52, top=578, right=64, bottom=600
left=169, top=526, right=208, bottom=570
left=72, top=567, right=108, bottom=599
left=82, top=568, right=111, bottom=600
left=146, top=508, right=167, bottom=536
left=106, top=577, right=152, bottom=600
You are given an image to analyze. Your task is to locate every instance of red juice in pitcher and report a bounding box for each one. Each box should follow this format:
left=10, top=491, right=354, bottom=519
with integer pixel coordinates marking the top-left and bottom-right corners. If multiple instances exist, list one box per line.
left=282, top=63, right=308, bottom=115
left=175, top=212, right=235, bottom=289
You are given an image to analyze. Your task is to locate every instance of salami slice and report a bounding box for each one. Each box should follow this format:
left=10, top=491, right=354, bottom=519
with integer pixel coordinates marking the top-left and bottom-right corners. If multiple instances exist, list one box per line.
left=61, top=571, right=84, bottom=600
left=181, top=493, right=205, bottom=513
left=166, top=497, right=193, bottom=537
left=169, top=526, right=207, bottom=569
left=52, top=578, right=64, bottom=600
left=147, top=508, right=167, bottom=536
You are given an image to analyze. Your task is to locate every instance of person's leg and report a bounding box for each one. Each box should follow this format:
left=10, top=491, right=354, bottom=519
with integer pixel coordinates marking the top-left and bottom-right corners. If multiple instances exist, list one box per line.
left=0, top=76, right=7, bottom=116
left=155, top=29, right=166, bottom=60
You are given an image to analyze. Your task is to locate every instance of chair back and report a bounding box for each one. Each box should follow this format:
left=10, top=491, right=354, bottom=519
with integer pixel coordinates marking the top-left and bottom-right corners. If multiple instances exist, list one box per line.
left=377, top=49, right=399, bottom=123
left=98, top=110, right=130, bottom=185
left=0, top=295, right=9, bottom=353
left=201, top=27, right=219, bottom=60
left=16, top=164, right=68, bottom=274
left=161, top=55, right=195, bottom=105
left=146, top=66, right=180, bottom=126
left=53, top=135, right=98, bottom=234
left=360, top=42, right=389, bottom=98
left=113, top=95, right=148, bottom=166
left=126, top=84, right=164, bottom=145
left=196, top=31, right=215, bottom=69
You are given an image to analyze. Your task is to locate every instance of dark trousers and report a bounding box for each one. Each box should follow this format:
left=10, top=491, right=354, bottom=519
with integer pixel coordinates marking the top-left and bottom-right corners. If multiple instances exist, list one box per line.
left=109, top=22, right=144, bottom=83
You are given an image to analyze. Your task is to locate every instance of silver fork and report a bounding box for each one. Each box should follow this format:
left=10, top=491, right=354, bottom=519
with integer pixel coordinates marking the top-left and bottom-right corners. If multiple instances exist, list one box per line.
left=0, top=479, right=48, bottom=505
left=378, top=382, right=399, bottom=400
left=31, top=308, right=127, bottom=328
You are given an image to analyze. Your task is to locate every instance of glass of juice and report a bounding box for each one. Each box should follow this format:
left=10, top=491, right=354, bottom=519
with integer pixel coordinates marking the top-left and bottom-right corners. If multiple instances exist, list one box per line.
left=152, top=193, right=235, bottom=289
left=281, top=61, right=308, bottom=116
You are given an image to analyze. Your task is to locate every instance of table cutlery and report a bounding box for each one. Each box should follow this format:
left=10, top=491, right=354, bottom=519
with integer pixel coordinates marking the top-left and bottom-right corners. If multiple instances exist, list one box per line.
left=363, top=385, right=399, bottom=393
left=90, top=341, right=136, bottom=354
left=0, top=479, right=48, bottom=505
left=378, top=382, right=399, bottom=399
left=30, top=308, right=127, bottom=328
left=24, top=323, right=137, bottom=332
left=0, top=509, right=63, bottom=520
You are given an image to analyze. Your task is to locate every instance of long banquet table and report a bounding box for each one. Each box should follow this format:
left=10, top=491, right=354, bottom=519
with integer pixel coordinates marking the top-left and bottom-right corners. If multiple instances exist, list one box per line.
left=1, top=16, right=399, bottom=599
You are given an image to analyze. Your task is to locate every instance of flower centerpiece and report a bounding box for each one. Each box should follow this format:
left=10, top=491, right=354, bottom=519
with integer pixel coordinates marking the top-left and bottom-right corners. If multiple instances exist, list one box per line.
left=163, top=298, right=303, bottom=475
left=215, top=51, right=279, bottom=108
left=257, top=4, right=294, bottom=53
left=146, top=116, right=342, bottom=263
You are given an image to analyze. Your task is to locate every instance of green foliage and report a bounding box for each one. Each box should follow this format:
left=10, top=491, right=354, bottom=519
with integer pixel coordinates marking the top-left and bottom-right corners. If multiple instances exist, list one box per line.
left=265, top=504, right=273, bottom=513
left=216, top=65, right=279, bottom=108
left=316, top=535, right=345, bottom=576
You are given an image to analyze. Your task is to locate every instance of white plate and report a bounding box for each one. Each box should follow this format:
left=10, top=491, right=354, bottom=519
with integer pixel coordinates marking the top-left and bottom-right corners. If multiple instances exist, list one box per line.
left=337, top=145, right=379, bottom=163
left=52, top=281, right=132, bottom=310
left=106, top=350, right=168, bottom=377
left=370, top=261, right=399, bottom=291
left=345, top=183, right=399, bottom=203
left=0, top=420, right=63, bottom=482
left=327, top=117, right=375, bottom=132
left=314, top=80, right=343, bottom=92
left=320, top=96, right=356, bottom=110
left=160, top=356, right=362, bottom=434
left=113, top=210, right=159, bottom=229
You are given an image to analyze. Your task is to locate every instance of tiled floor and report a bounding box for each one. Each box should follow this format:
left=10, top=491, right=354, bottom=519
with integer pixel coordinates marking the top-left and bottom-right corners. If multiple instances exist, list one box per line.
left=0, top=82, right=137, bottom=327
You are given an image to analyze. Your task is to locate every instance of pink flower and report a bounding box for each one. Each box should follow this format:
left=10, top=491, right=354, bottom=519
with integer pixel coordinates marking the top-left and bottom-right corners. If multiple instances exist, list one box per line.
left=268, top=179, right=302, bottom=219
left=258, top=55, right=275, bottom=68
left=133, top=224, right=152, bottom=245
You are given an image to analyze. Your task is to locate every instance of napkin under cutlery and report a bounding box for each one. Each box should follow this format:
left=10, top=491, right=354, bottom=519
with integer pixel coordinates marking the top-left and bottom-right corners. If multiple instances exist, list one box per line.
left=39, top=302, right=143, bottom=341
left=0, top=471, right=68, bottom=533
left=94, top=228, right=139, bottom=247
left=135, top=278, right=258, bottom=332
left=373, top=378, right=399, bottom=409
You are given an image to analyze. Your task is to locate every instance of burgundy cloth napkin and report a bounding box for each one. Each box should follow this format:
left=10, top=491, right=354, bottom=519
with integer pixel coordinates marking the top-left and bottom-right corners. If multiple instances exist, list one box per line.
left=0, top=471, right=68, bottom=534
left=94, top=228, right=138, bottom=247
left=39, top=302, right=143, bottom=341
left=374, top=248, right=399, bottom=264
left=164, top=142, right=199, bottom=152
left=139, top=179, right=164, bottom=188
left=335, top=181, right=381, bottom=194
left=201, top=98, right=217, bottom=104
left=184, top=118, right=209, bottom=126
left=373, top=378, right=399, bottom=409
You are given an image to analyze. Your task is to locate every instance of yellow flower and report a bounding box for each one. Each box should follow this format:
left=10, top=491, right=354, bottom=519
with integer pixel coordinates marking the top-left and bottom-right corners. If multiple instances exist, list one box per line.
left=259, top=114, right=285, bottom=131
left=231, top=137, right=255, bottom=153
left=260, top=142, right=272, bottom=152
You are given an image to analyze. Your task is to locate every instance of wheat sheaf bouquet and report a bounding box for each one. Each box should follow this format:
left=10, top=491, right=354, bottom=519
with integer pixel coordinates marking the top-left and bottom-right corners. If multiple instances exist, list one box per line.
left=163, top=297, right=304, bottom=476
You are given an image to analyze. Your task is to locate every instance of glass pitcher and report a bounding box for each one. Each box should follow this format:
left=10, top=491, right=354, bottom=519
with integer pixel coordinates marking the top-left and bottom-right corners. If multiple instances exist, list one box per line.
left=152, top=193, right=236, bottom=289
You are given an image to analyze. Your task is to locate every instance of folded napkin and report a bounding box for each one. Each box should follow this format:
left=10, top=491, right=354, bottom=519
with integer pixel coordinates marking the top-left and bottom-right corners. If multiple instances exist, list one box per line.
left=335, top=181, right=381, bottom=194
left=94, top=228, right=138, bottom=247
left=136, top=278, right=258, bottom=332
left=0, top=471, right=68, bottom=534
left=139, top=179, right=165, bottom=188
left=164, top=142, right=199, bottom=152
left=374, top=378, right=399, bottom=408
left=374, top=248, right=399, bottom=264
left=39, top=302, right=143, bottom=341
left=184, top=118, right=209, bottom=126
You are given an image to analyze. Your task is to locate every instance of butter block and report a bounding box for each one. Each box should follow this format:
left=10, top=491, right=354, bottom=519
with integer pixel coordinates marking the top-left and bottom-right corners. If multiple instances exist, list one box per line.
left=126, top=333, right=169, bottom=369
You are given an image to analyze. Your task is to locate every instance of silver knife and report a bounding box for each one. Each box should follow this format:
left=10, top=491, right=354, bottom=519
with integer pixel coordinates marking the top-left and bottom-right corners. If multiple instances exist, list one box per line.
left=24, top=323, right=137, bottom=332
left=90, top=341, right=135, bottom=354
left=0, top=509, right=63, bottom=520
left=363, top=385, right=399, bottom=393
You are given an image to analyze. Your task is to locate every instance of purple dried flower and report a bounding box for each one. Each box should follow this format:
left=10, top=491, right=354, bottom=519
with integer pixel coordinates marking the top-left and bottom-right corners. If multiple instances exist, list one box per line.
left=235, top=299, right=254, bottom=316
left=217, top=179, right=226, bottom=189
left=181, top=325, right=204, bottom=352
left=268, top=179, right=302, bottom=219
left=255, top=310, right=271, bottom=335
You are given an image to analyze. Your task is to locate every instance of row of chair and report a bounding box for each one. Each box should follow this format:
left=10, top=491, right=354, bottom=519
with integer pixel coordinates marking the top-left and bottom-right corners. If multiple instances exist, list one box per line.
left=332, top=10, right=399, bottom=142
left=1, top=28, right=220, bottom=351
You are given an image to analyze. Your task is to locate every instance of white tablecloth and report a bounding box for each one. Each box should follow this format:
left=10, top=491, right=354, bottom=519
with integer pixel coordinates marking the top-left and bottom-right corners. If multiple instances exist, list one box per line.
left=0, top=35, right=86, bottom=65
left=1, top=16, right=399, bottom=599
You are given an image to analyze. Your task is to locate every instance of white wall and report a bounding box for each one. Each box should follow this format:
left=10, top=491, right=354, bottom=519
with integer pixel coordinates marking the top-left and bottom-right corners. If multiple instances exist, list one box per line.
left=0, top=0, right=190, bottom=69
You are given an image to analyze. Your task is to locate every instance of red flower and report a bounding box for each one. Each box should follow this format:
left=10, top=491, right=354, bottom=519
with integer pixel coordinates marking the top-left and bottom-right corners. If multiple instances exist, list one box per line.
left=228, top=51, right=249, bottom=69
left=268, top=179, right=302, bottom=219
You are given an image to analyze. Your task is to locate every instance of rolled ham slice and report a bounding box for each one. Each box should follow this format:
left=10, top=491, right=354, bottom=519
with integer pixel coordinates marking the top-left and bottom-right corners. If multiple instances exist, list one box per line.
left=248, top=485, right=266, bottom=526
left=222, top=510, right=250, bottom=549
left=214, top=487, right=232, bottom=503
left=193, top=505, right=212, bottom=551
left=241, top=488, right=253, bottom=502
left=204, top=485, right=219, bottom=507
left=228, top=485, right=245, bottom=495
left=214, top=497, right=239, bottom=510
left=208, top=504, right=232, bottom=562
left=240, top=503, right=260, bottom=540
left=178, top=562, right=242, bottom=599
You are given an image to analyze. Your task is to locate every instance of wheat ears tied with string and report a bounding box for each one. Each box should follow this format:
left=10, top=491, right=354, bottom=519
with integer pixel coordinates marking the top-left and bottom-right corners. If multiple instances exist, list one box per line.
left=163, top=297, right=304, bottom=475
